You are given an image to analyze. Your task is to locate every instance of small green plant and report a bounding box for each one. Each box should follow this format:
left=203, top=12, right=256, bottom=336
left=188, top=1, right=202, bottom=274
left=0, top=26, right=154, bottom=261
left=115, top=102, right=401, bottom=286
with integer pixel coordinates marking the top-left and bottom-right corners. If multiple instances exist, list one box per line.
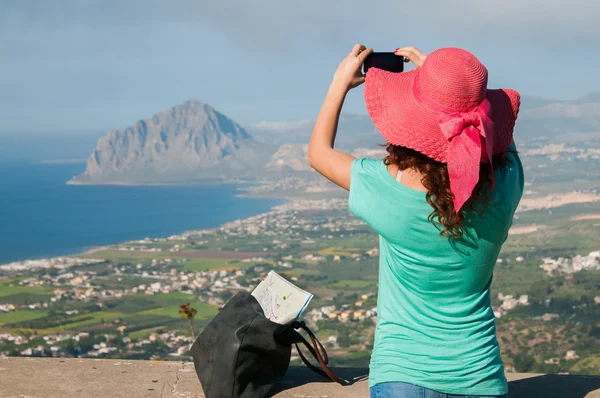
left=179, top=303, right=198, bottom=339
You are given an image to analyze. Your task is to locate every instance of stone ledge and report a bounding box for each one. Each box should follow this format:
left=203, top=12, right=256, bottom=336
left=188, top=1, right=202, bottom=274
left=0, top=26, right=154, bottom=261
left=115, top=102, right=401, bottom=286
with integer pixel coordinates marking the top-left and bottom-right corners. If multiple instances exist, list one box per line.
left=1, top=357, right=600, bottom=397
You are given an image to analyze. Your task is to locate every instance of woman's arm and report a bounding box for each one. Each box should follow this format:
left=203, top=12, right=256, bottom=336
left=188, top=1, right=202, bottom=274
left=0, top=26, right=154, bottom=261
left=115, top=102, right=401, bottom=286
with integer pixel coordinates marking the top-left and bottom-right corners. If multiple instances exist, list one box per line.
left=307, top=44, right=372, bottom=191
left=307, top=83, right=355, bottom=190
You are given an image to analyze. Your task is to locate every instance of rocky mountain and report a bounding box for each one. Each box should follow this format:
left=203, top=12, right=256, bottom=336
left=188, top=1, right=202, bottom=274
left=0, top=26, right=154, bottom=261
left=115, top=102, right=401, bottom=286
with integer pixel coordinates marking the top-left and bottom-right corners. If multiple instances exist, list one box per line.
left=70, top=100, right=273, bottom=184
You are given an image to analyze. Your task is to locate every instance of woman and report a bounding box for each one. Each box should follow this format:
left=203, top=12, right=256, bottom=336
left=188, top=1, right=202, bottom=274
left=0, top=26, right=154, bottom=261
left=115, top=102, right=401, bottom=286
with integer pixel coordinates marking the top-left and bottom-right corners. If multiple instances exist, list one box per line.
left=307, top=45, right=523, bottom=398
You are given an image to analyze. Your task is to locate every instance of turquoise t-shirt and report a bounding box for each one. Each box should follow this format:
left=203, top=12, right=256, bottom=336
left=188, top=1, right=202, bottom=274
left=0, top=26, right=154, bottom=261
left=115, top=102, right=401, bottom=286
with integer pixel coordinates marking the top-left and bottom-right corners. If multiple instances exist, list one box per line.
left=349, top=152, right=524, bottom=395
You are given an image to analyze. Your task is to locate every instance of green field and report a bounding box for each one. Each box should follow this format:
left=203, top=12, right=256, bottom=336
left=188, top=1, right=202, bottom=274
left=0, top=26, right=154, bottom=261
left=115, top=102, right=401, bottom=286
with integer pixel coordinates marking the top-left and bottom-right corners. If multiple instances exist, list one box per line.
left=78, top=249, right=245, bottom=271
left=330, top=280, right=377, bottom=289
left=491, top=260, right=546, bottom=297
left=329, top=349, right=372, bottom=367
left=3, top=311, right=125, bottom=334
left=140, top=302, right=217, bottom=319
left=177, top=258, right=235, bottom=271
left=317, top=260, right=378, bottom=282
left=0, top=310, right=48, bottom=325
left=0, top=285, right=54, bottom=297
left=128, top=326, right=166, bottom=340
left=316, top=328, right=338, bottom=341
left=0, top=284, right=54, bottom=306
left=79, top=249, right=165, bottom=261
left=42, top=311, right=124, bottom=333
left=310, top=237, right=376, bottom=251
left=0, top=278, right=27, bottom=286
left=280, top=268, right=321, bottom=277
left=0, top=289, right=218, bottom=336
left=78, top=249, right=195, bottom=262
left=570, top=354, right=600, bottom=376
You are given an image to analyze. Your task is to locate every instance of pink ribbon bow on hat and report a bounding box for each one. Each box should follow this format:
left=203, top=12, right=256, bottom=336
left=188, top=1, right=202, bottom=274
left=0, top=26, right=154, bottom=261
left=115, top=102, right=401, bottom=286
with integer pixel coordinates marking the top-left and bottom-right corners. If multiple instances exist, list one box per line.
left=439, top=99, right=495, bottom=212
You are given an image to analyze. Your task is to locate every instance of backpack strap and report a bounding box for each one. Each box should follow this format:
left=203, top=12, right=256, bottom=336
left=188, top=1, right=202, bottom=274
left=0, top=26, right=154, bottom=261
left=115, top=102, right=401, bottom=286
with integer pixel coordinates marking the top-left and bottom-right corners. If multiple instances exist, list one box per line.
left=293, top=321, right=343, bottom=384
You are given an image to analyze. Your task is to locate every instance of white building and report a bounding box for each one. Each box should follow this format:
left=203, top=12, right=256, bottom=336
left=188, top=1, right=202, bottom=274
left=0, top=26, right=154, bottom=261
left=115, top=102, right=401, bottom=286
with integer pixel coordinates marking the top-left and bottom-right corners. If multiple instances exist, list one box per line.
left=565, top=350, right=580, bottom=360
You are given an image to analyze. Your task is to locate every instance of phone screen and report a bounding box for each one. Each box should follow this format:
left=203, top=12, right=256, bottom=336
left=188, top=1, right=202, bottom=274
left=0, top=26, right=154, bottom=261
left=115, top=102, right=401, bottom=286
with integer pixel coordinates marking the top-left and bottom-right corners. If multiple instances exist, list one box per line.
left=363, top=52, right=404, bottom=74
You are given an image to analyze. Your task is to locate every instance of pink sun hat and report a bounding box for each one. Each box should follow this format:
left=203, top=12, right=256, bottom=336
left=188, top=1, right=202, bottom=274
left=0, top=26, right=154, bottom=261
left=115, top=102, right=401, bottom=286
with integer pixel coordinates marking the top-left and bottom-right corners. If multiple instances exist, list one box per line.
left=364, top=47, right=521, bottom=212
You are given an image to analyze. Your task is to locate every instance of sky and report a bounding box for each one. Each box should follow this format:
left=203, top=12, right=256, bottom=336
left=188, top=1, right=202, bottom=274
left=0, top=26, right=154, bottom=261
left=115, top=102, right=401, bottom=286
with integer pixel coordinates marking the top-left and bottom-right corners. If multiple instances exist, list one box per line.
left=2, top=0, right=600, bottom=134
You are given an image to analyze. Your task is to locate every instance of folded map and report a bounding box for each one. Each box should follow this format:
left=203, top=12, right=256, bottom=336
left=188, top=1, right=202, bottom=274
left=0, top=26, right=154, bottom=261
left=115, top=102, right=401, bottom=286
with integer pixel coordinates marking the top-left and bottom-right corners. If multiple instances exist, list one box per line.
left=251, top=270, right=313, bottom=324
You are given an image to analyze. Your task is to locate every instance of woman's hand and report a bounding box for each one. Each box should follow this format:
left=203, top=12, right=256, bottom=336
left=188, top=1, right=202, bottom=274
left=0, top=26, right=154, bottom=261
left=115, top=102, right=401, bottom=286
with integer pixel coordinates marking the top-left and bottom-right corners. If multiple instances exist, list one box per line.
left=395, top=46, right=428, bottom=68
left=331, top=44, right=373, bottom=91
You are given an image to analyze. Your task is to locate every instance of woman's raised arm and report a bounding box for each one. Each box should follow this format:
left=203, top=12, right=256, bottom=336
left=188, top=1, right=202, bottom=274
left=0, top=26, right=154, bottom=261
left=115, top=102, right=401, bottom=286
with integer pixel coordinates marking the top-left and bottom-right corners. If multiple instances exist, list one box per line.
left=307, top=44, right=372, bottom=191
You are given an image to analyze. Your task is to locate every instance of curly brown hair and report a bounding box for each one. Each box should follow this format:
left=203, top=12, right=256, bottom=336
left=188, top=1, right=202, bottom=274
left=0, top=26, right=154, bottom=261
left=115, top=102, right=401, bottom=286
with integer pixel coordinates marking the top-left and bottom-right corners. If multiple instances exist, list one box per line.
left=384, top=144, right=513, bottom=239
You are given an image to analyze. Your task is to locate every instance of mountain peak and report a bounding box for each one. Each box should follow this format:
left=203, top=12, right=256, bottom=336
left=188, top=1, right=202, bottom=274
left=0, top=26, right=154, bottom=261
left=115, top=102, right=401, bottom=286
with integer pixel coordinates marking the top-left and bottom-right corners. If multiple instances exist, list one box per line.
left=178, top=98, right=206, bottom=110
left=164, top=98, right=209, bottom=116
left=184, top=98, right=203, bottom=105
left=70, top=100, right=270, bottom=184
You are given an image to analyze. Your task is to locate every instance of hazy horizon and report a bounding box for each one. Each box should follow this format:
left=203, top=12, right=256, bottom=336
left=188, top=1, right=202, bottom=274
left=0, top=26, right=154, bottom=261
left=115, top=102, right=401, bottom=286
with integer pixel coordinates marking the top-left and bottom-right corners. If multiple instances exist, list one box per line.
left=2, top=88, right=600, bottom=162
left=2, top=90, right=599, bottom=136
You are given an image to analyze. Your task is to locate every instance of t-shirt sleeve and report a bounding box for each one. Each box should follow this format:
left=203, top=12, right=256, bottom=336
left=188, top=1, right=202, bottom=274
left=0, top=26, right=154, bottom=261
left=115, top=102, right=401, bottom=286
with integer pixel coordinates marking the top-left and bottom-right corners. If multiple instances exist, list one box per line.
left=349, top=158, right=382, bottom=228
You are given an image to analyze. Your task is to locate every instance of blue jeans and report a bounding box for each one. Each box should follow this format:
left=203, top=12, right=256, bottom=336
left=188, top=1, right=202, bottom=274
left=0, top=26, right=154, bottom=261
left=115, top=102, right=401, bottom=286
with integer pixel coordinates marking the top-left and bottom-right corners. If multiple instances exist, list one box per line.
left=370, top=382, right=508, bottom=398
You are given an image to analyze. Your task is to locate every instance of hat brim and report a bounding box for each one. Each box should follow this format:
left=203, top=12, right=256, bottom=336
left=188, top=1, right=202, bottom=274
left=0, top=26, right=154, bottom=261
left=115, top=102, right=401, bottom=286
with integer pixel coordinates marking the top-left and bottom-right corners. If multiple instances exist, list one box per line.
left=364, top=68, right=521, bottom=163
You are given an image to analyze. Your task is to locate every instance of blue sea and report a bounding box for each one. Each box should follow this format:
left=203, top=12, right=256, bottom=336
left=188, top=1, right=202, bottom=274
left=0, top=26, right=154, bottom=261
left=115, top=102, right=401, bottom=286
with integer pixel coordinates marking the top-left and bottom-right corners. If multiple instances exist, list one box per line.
left=0, top=162, right=284, bottom=264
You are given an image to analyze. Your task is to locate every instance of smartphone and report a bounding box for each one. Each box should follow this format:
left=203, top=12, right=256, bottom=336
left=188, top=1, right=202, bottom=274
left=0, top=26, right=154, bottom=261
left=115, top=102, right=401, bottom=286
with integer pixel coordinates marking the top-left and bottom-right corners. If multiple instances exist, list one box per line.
left=363, top=52, right=404, bottom=74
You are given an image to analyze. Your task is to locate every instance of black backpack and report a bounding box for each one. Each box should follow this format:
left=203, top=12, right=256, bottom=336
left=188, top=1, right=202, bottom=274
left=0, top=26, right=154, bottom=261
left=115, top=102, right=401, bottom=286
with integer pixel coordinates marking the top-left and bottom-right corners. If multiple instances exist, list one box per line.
left=191, top=290, right=341, bottom=398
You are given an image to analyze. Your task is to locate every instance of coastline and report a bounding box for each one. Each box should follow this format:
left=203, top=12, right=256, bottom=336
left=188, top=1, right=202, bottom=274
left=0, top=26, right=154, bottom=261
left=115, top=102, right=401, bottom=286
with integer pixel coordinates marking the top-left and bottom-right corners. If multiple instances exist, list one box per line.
left=0, top=183, right=292, bottom=267
left=66, top=180, right=176, bottom=187
left=69, top=179, right=346, bottom=260
left=4, top=164, right=346, bottom=266
left=5, top=181, right=351, bottom=266
left=66, top=179, right=227, bottom=187
left=65, top=175, right=260, bottom=187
